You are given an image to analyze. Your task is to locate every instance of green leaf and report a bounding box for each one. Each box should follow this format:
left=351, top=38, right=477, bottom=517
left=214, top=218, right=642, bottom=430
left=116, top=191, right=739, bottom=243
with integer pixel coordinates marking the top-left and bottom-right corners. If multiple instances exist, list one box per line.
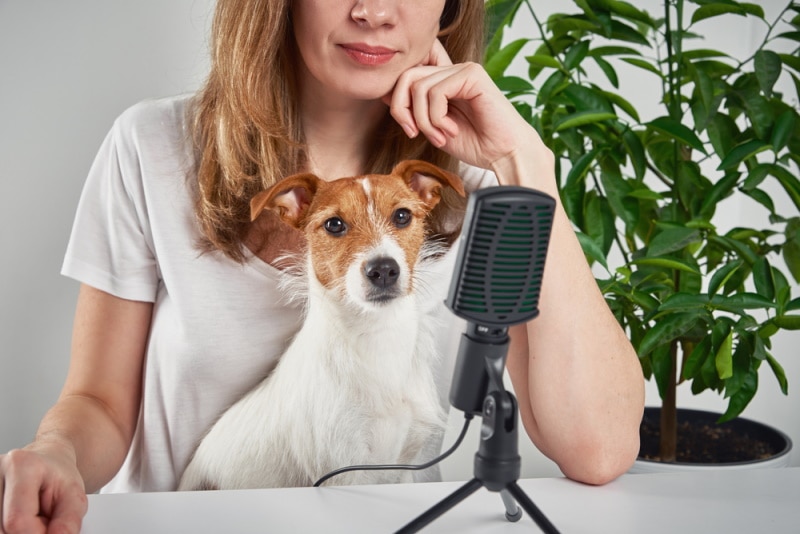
left=536, top=70, right=568, bottom=106
left=631, top=257, right=702, bottom=274
left=566, top=147, right=600, bottom=188
left=564, top=40, right=591, bottom=71
left=770, top=110, right=797, bottom=152
left=621, top=57, right=664, bottom=78
left=555, top=111, right=618, bottom=131
left=485, top=0, right=523, bottom=46
left=683, top=48, right=732, bottom=61
left=683, top=336, right=712, bottom=380
left=754, top=50, right=782, bottom=97
left=485, top=38, right=529, bottom=79
left=742, top=164, right=770, bottom=191
left=784, top=218, right=800, bottom=283
left=564, top=84, right=615, bottom=114
left=593, top=56, right=619, bottom=88
left=715, top=293, right=777, bottom=313
left=699, top=171, right=739, bottom=219
left=600, top=169, right=638, bottom=229
left=708, top=260, right=743, bottom=297
left=744, top=188, right=776, bottom=214
left=772, top=315, right=800, bottom=329
left=609, top=19, right=650, bottom=46
left=526, top=54, right=561, bottom=70
left=752, top=257, right=776, bottom=301
left=738, top=3, right=765, bottom=18
left=691, top=65, right=715, bottom=118
left=779, top=53, right=800, bottom=75
left=648, top=116, right=708, bottom=154
left=743, top=93, right=774, bottom=140
left=576, top=230, right=609, bottom=270
left=710, top=235, right=758, bottom=265
left=658, top=292, right=711, bottom=312
left=495, top=76, right=534, bottom=93
left=707, top=113, right=739, bottom=157
left=638, top=312, right=699, bottom=357
left=692, top=4, right=749, bottom=25
left=715, top=330, right=734, bottom=380
left=626, top=188, right=664, bottom=200
left=766, top=353, right=789, bottom=395
left=588, top=45, right=642, bottom=57
left=718, top=369, right=757, bottom=423
left=775, top=31, right=800, bottom=43
left=651, top=345, right=673, bottom=400
left=602, top=0, right=654, bottom=25
left=602, top=91, right=640, bottom=121
left=648, top=227, right=702, bottom=257
left=621, top=128, right=646, bottom=180
left=769, top=164, right=800, bottom=212
left=716, top=139, right=770, bottom=171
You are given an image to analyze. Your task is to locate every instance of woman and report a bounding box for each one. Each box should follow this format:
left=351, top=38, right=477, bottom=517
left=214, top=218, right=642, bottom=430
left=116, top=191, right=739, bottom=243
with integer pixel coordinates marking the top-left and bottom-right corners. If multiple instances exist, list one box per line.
left=0, top=1, right=644, bottom=532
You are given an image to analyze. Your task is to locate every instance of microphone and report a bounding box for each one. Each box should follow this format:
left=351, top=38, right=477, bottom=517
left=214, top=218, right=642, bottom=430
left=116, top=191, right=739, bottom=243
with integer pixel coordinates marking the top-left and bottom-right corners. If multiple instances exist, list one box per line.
left=446, top=185, right=555, bottom=416
left=397, top=185, right=561, bottom=534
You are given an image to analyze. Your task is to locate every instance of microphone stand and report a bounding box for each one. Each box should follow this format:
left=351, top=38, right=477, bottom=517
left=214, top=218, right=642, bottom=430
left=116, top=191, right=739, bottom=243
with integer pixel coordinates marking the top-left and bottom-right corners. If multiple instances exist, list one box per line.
left=395, top=326, right=560, bottom=534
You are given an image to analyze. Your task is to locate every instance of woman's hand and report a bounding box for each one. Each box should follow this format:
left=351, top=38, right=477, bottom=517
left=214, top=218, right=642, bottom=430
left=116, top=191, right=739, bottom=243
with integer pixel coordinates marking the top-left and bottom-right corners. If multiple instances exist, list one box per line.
left=385, top=39, right=538, bottom=173
left=0, top=441, right=88, bottom=534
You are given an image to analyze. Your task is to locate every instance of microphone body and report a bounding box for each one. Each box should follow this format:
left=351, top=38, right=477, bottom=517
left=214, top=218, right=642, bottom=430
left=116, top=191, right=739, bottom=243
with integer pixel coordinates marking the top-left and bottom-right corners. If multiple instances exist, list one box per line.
left=445, top=186, right=555, bottom=415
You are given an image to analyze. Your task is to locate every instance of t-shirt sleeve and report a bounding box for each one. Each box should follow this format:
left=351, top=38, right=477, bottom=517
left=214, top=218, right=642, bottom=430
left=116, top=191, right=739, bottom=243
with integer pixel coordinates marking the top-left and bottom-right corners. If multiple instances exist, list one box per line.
left=61, top=115, right=159, bottom=302
left=459, top=162, right=499, bottom=193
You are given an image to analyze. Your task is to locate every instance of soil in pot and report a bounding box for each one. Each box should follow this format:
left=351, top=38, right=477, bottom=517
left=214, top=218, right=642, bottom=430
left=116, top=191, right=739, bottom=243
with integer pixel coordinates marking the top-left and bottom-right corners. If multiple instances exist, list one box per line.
left=638, top=408, right=789, bottom=464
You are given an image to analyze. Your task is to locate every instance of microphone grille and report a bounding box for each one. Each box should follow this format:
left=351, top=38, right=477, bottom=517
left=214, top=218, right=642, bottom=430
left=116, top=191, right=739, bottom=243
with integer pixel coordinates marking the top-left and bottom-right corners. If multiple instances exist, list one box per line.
left=446, top=186, right=555, bottom=326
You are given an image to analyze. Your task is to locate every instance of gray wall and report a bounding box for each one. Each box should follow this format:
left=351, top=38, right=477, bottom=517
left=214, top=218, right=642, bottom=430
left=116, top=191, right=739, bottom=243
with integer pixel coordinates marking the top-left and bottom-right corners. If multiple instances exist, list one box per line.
left=1, top=0, right=796, bottom=487
left=0, top=0, right=214, bottom=449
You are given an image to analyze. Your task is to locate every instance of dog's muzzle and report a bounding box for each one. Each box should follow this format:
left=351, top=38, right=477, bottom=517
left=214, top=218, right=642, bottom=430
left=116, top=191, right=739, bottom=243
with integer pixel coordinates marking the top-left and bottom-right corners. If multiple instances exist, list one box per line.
left=364, top=257, right=402, bottom=302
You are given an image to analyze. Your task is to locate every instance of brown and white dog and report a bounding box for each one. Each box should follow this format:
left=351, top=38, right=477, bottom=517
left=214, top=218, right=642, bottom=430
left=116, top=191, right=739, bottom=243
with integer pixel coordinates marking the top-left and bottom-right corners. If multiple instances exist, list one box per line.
left=178, top=160, right=465, bottom=490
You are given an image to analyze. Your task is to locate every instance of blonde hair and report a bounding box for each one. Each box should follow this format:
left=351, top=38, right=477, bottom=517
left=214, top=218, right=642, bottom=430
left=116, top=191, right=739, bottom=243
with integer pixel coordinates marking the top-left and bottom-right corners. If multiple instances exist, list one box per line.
left=192, top=0, right=485, bottom=262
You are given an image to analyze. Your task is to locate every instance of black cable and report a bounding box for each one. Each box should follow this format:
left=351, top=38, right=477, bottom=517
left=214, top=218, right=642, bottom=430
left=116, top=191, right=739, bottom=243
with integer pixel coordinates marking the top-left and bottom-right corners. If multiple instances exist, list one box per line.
left=313, top=414, right=474, bottom=487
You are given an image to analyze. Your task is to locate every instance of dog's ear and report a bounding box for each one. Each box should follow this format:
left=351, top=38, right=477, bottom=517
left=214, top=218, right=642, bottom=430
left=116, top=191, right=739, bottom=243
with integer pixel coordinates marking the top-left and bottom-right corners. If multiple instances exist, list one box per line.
left=250, top=173, right=321, bottom=228
left=393, top=160, right=466, bottom=210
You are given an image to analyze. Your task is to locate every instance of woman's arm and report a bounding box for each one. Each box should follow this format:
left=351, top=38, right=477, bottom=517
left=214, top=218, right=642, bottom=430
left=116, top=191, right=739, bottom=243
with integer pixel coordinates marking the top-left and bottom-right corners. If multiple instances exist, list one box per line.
left=494, top=145, right=644, bottom=485
left=1, top=284, right=152, bottom=533
left=388, top=41, right=644, bottom=484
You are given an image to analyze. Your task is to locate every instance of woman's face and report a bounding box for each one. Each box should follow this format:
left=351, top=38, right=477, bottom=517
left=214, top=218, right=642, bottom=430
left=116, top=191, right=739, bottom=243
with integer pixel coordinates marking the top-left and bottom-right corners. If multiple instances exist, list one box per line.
left=292, top=0, right=448, bottom=101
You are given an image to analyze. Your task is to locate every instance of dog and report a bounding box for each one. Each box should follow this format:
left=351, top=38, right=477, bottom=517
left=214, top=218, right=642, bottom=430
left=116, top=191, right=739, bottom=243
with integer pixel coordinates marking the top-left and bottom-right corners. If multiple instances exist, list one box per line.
left=178, top=160, right=466, bottom=490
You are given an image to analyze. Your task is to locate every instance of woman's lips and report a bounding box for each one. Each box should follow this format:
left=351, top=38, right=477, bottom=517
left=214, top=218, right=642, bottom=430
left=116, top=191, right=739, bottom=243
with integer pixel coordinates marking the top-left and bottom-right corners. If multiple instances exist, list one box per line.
left=340, top=44, right=397, bottom=66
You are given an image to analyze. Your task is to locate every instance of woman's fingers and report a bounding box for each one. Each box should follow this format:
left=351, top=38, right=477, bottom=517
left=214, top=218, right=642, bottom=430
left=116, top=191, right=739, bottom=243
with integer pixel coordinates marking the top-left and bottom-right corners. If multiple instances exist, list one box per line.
left=392, top=62, right=485, bottom=147
left=2, top=450, right=47, bottom=534
left=0, top=449, right=86, bottom=534
left=46, top=490, right=88, bottom=534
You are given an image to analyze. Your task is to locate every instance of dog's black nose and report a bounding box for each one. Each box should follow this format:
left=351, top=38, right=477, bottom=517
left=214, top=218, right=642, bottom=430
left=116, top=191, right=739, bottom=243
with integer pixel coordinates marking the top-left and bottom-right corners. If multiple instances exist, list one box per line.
left=365, top=258, right=400, bottom=288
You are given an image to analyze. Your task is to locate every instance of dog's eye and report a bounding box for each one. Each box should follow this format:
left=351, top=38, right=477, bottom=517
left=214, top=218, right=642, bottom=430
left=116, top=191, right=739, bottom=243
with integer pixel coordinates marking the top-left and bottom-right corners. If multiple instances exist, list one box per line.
left=393, top=208, right=412, bottom=228
left=324, top=217, right=347, bottom=235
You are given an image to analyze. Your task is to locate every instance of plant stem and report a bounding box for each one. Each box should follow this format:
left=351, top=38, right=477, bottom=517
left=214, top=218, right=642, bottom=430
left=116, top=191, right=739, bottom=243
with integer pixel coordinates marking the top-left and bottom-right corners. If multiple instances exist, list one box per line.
left=722, top=2, right=794, bottom=81
left=659, top=338, right=679, bottom=462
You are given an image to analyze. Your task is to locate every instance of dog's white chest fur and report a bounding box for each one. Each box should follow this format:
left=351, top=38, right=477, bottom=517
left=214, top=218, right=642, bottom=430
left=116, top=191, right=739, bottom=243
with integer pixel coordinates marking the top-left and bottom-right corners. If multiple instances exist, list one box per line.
left=178, top=275, right=445, bottom=490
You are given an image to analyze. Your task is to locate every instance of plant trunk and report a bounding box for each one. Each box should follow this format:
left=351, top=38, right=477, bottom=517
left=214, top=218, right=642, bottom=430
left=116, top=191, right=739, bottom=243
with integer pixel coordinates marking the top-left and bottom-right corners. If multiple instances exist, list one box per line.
left=659, top=340, right=679, bottom=461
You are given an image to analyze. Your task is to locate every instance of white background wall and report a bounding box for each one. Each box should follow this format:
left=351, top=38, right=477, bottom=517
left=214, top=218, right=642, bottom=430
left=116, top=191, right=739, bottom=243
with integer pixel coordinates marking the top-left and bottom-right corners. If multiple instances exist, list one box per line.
left=1, top=0, right=797, bottom=486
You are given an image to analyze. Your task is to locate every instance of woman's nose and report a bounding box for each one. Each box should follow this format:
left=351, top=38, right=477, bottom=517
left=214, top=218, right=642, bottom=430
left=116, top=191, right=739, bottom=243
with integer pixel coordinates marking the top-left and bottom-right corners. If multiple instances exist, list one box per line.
left=351, top=0, right=397, bottom=28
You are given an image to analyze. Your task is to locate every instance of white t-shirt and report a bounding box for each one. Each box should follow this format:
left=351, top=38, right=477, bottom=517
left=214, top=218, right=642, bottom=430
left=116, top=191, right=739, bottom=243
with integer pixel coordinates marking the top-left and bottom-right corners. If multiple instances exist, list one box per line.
left=61, top=94, right=498, bottom=493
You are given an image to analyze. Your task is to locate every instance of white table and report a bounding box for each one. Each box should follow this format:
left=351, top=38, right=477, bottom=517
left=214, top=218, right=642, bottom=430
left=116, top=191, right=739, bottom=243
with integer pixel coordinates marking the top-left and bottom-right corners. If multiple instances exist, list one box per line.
left=82, top=467, right=800, bottom=533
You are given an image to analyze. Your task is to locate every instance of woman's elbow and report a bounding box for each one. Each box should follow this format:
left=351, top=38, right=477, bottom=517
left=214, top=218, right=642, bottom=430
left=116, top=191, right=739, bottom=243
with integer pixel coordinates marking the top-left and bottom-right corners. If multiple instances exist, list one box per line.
left=557, top=432, right=641, bottom=485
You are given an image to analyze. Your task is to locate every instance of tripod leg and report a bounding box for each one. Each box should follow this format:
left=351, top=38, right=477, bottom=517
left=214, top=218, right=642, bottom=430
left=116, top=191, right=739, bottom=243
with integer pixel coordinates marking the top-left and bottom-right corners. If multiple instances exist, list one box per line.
left=505, top=481, right=561, bottom=534
left=500, top=490, right=522, bottom=522
left=395, top=478, right=483, bottom=534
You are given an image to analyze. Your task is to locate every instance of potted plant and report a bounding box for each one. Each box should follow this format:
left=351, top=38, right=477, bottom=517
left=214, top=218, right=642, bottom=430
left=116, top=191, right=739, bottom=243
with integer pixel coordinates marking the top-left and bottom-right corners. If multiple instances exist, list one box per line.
left=484, top=0, right=799, bottom=465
